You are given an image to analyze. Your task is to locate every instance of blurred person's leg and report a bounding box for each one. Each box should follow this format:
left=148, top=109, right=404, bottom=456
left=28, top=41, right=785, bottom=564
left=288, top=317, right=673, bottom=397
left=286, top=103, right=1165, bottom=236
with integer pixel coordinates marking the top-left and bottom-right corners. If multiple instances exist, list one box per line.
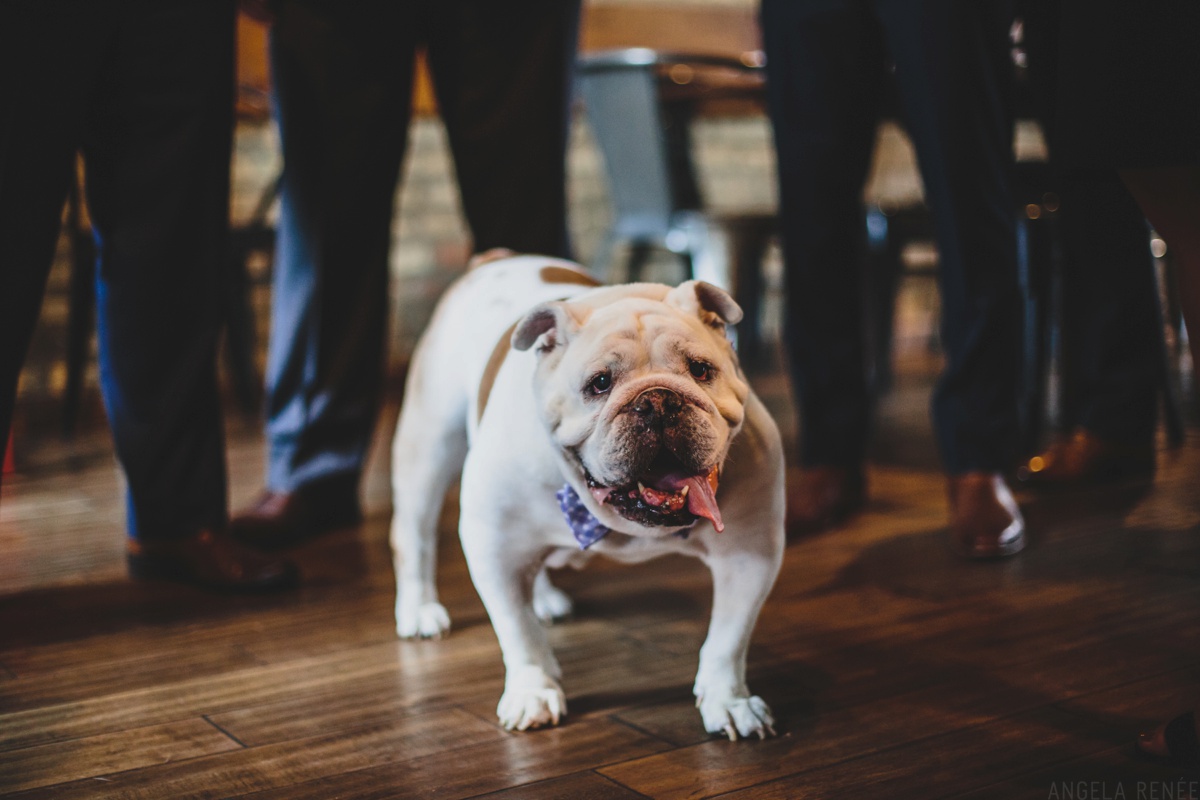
left=880, top=0, right=1020, bottom=474
left=763, top=0, right=885, bottom=532
left=1053, top=3, right=1200, bottom=384
left=1019, top=2, right=1161, bottom=483
left=427, top=0, right=579, bottom=259
left=261, top=3, right=420, bottom=506
left=81, top=0, right=235, bottom=541
left=879, top=0, right=1025, bottom=556
left=1, top=0, right=294, bottom=588
left=1056, top=195, right=1160, bottom=442
left=1051, top=1, right=1200, bottom=766
left=0, top=3, right=109, bottom=491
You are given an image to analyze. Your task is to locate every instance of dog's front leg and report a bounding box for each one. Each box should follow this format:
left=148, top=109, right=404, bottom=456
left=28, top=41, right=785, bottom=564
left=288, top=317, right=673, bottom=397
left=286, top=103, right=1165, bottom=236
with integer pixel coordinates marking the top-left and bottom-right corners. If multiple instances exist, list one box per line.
left=694, top=543, right=782, bottom=740
left=461, top=528, right=565, bottom=731
left=389, top=348, right=469, bottom=640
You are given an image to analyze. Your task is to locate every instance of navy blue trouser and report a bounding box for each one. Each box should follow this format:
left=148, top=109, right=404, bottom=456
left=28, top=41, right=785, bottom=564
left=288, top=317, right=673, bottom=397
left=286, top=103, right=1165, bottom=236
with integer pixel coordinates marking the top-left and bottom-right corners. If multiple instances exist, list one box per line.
left=1021, top=0, right=1164, bottom=444
left=1052, top=179, right=1163, bottom=442
left=263, top=0, right=579, bottom=493
left=763, top=0, right=1021, bottom=473
left=0, top=0, right=235, bottom=540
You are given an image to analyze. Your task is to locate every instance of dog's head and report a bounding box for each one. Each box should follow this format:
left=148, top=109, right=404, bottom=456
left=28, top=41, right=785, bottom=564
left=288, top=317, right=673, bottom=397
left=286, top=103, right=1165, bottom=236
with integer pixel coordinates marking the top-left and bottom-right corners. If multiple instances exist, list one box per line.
left=513, top=281, right=749, bottom=535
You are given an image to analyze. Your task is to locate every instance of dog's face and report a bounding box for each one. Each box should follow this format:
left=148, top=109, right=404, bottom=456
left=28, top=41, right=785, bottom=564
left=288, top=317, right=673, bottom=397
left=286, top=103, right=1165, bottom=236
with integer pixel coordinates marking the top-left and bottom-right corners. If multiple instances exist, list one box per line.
left=513, top=281, right=750, bottom=535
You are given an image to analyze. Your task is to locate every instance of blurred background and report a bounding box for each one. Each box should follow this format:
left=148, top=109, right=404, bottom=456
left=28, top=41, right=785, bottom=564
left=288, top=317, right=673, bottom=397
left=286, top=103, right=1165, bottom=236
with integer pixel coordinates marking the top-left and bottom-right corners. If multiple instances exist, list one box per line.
left=4, top=0, right=1190, bottom=477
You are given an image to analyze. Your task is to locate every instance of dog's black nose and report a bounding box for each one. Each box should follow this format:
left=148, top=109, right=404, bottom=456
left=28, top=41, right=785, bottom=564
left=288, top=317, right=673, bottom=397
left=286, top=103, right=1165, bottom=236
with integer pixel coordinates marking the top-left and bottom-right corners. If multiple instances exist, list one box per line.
left=631, top=388, right=683, bottom=418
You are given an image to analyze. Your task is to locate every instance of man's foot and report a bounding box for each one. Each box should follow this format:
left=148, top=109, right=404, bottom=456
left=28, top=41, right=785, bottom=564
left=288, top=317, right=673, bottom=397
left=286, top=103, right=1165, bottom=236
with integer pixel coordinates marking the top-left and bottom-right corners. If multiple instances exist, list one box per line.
left=1017, top=427, right=1155, bottom=487
left=127, top=529, right=298, bottom=592
left=947, top=472, right=1026, bottom=559
left=786, top=466, right=866, bottom=535
left=230, top=480, right=363, bottom=549
left=1137, top=710, right=1200, bottom=767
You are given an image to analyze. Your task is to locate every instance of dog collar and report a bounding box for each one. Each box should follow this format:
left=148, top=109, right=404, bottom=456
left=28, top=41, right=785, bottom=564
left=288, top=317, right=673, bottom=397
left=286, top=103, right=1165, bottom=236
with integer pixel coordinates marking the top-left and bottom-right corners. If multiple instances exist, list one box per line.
left=557, top=483, right=693, bottom=549
left=557, top=484, right=609, bottom=549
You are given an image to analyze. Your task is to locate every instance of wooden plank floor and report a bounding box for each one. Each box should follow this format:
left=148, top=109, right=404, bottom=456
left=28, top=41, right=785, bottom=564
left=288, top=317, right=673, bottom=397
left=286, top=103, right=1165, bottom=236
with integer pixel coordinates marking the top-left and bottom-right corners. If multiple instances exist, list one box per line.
left=3, top=354, right=1200, bottom=799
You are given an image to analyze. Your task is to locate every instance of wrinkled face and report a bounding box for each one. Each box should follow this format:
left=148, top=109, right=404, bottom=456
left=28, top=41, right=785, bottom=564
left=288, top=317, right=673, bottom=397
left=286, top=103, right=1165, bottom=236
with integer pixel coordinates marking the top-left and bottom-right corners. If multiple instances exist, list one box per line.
left=516, top=282, right=750, bottom=535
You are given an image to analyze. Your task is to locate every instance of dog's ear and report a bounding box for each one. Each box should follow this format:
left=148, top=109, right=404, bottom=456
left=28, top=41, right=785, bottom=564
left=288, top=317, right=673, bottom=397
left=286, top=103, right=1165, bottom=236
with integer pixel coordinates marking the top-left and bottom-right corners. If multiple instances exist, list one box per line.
left=666, top=281, right=743, bottom=328
left=512, top=301, right=580, bottom=352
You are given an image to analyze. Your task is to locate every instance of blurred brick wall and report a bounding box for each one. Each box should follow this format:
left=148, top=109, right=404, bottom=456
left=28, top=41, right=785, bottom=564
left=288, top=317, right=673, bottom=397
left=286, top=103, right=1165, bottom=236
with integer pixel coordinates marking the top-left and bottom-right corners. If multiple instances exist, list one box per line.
left=230, top=106, right=805, bottom=368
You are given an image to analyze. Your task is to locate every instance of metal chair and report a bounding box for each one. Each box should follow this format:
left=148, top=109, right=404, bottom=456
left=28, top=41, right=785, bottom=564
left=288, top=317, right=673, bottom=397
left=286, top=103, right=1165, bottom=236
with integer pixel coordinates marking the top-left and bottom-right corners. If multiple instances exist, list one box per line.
left=577, top=48, right=776, bottom=361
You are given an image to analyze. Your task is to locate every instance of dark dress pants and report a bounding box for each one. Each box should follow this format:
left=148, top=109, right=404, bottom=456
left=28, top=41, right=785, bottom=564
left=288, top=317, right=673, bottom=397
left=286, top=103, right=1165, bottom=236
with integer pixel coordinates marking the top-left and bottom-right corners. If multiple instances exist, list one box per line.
left=264, top=0, right=579, bottom=493
left=0, top=0, right=234, bottom=540
left=1021, top=0, right=1164, bottom=444
left=763, top=0, right=1021, bottom=473
left=1054, top=181, right=1163, bottom=442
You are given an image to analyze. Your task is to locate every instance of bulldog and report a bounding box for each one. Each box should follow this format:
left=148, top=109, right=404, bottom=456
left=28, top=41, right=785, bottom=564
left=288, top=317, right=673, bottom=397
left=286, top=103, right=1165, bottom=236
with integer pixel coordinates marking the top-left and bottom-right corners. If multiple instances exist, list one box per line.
left=389, top=251, right=785, bottom=739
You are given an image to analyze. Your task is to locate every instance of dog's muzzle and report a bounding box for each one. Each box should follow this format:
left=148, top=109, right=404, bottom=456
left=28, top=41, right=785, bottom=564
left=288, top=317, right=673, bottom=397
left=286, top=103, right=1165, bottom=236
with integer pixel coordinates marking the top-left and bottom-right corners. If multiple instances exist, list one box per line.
left=583, top=386, right=725, bottom=532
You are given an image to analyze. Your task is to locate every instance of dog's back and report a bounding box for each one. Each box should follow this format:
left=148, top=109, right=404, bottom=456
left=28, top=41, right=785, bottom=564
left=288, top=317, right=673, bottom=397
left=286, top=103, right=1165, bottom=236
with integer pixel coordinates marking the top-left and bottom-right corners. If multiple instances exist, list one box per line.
left=412, top=255, right=601, bottom=422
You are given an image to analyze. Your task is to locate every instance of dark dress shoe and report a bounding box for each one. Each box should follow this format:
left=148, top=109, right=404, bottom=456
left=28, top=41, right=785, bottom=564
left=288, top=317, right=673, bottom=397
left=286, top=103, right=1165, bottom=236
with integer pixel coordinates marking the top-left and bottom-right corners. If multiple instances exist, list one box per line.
left=230, top=481, right=363, bottom=549
left=947, top=472, right=1026, bottom=559
left=1017, top=427, right=1154, bottom=487
left=127, top=529, right=298, bottom=592
left=787, top=466, right=866, bottom=535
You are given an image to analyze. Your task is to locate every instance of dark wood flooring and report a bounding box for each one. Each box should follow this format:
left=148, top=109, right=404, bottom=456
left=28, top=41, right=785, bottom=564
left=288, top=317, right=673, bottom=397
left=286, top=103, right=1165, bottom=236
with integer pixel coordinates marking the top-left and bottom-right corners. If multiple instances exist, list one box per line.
left=3, top=353, right=1200, bottom=799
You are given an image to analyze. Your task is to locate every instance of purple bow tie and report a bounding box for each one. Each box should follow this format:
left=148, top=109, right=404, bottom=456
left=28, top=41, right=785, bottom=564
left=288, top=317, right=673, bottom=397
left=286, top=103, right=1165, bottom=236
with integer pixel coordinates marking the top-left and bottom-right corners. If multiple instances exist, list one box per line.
left=557, top=483, right=610, bottom=549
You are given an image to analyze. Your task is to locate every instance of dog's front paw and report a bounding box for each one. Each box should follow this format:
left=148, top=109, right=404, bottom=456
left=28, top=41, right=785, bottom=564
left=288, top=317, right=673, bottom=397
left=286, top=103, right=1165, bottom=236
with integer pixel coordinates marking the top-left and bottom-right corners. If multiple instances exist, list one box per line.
left=395, top=598, right=451, bottom=639
left=532, top=580, right=573, bottom=623
left=696, top=691, right=776, bottom=741
left=497, top=665, right=567, bottom=731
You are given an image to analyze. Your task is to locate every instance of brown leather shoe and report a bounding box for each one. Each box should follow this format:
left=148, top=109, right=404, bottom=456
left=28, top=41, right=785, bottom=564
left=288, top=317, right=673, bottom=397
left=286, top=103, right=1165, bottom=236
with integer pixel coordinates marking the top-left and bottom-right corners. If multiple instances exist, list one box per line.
left=1017, top=427, right=1154, bottom=487
left=127, top=529, right=298, bottom=591
left=787, top=466, right=866, bottom=535
left=947, top=472, right=1026, bottom=559
left=230, top=481, right=362, bottom=549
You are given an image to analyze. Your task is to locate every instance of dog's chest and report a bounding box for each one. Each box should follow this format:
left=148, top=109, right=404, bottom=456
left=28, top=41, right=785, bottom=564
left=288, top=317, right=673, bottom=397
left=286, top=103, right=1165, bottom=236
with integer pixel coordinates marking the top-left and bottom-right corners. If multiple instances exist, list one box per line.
left=583, top=529, right=702, bottom=564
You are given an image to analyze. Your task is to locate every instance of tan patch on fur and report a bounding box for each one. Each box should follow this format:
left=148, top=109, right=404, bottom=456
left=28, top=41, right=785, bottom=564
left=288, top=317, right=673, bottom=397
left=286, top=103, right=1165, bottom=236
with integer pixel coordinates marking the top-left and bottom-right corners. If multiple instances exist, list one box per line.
left=468, top=248, right=517, bottom=270
left=539, top=266, right=601, bottom=286
left=478, top=322, right=520, bottom=422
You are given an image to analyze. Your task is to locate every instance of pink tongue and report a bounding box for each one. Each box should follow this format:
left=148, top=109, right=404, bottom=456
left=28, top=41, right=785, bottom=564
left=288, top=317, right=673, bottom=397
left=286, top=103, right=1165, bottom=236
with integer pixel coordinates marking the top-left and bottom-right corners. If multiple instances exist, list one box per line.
left=681, top=474, right=723, bottom=532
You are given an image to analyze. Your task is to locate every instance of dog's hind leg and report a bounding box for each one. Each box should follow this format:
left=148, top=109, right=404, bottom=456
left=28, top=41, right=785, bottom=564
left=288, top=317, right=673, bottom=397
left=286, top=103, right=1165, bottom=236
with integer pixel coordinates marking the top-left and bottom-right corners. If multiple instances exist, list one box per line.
left=532, top=567, right=573, bottom=623
left=390, top=355, right=469, bottom=639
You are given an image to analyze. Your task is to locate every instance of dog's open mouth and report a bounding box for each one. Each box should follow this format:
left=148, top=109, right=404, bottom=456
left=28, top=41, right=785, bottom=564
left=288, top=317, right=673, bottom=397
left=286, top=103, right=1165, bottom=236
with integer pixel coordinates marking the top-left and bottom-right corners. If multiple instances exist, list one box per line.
left=586, top=464, right=723, bottom=532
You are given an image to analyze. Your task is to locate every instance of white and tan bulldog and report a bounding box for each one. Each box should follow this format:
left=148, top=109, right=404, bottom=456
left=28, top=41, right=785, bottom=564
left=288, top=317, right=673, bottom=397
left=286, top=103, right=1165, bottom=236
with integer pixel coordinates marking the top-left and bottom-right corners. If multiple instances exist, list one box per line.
left=389, top=251, right=785, bottom=739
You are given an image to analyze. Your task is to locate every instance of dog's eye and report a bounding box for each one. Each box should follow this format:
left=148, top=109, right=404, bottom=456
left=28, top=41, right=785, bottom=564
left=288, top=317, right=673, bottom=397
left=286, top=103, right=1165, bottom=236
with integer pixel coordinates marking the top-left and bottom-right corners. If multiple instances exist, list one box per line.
left=688, top=360, right=712, bottom=381
left=586, top=372, right=612, bottom=396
